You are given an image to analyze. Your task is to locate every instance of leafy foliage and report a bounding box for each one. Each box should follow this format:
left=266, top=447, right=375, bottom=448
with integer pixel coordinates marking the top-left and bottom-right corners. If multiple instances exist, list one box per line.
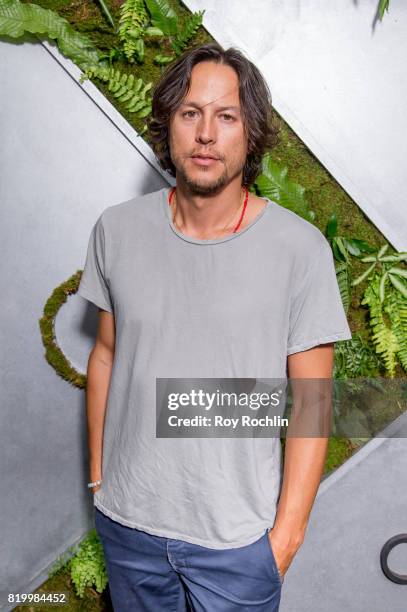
left=69, top=529, right=108, bottom=598
left=346, top=243, right=407, bottom=376
left=334, top=261, right=351, bottom=315
left=144, top=0, right=204, bottom=62
left=351, top=244, right=407, bottom=301
left=378, top=0, right=390, bottom=20
left=116, top=0, right=205, bottom=64
left=326, top=213, right=375, bottom=263
left=0, top=0, right=106, bottom=70
left=0, top=0, right=204, bottom=128
left=153, top=52, right=175, bottom=64
left=96, top=0, right=115, bottom=29
left=325, top=212, right=375, bottom=315
left=253, top=175, right=407, bottom=378
left=80, top=65, right=152, bottom=118
left=333, top=334, right=384, bottom=378
left=145, top=0, right=178, bottom=36
left=382, top=284, right=407, bottom=372
left=171, top=9, right=205, bottom=56
left=254, top=153, right=315, bottom=222
left=118, top=0, right=149, bottom=62
left=361, top=274, right=402, bottom=378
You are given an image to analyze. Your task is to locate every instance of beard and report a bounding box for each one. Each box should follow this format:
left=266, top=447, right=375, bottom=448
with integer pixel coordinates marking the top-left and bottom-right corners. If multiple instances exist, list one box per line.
left=170, top=152, right=246, bottom=197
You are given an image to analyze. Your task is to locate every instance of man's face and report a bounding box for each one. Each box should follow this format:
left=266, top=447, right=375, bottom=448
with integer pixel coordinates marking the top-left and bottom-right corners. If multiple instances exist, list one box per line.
left=168, top=61, right=248, bottom=196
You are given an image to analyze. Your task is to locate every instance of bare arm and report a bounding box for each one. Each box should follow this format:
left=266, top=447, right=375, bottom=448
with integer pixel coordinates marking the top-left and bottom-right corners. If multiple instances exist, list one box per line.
left=268, top=343, right=334, bottom=578
left=86, top=309, right=116, bottom=494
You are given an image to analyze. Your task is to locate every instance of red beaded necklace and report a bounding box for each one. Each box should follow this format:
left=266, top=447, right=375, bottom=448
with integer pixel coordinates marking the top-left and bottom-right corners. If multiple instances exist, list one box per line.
left=168, top=186, right=249, bottom=235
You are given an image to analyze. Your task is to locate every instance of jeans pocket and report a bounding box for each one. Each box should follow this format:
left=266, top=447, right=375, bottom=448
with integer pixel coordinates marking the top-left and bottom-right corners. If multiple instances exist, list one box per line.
left=264, top=531, right=284, bottom=587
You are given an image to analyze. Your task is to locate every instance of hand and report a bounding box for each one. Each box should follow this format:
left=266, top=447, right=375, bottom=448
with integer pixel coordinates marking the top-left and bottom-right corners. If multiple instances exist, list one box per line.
left=91, top=484, right=101, bottom=494
left=267, top=527, right=302, bottom=580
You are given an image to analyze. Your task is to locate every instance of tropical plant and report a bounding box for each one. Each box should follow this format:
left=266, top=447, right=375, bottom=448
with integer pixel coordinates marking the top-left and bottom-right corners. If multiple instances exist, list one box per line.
left=361, top=273, right=407, bottom=377
left=351, top=244, right=407, bottom=302
left=351, top=243, right=407, bottom=376
left=145, top=0, right=204, bottom=63
left=69, top=529, right=108, bottom=598
left=333, top=335, right=385, bottom=445
left=118, top=0, right=149, bottom=62
left=47, top=528, right=108, bottom=598
left=325, top=213, right=375, bottom=264
left=116, top=0, right=204, bottom=64
left=325, top=212, right=375, bottom=314
left=0, top=0, right=153, bottom=121
left=255, top=167, right=407, bottom=378
left=0, top=0, right=107, bottom=71
left=0, top=0, right=205, bottom=128
left=253, top=153, right=315, bottom=222
left=324, top=215, right=407, bottom=377
left=333, top=334, right=384, bottom=379
left=79, top=65, right=152, bottom=120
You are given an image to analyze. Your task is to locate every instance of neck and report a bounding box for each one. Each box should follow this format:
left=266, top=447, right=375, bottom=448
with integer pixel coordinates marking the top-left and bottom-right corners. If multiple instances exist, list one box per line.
left=171, top=181, right=247, bottom=238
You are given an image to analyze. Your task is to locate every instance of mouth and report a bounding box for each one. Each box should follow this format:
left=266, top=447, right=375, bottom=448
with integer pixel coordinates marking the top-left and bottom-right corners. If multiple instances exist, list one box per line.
left=190, top=155, right=220, bottom=166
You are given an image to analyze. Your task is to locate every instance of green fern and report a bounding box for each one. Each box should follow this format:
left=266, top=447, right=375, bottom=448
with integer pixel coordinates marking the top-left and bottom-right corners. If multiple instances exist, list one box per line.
left=333, top=334, right=383, bottom=378
left=171, top=10, right=204, bottom=56
left=385, top=288, right=407, bottom=372
left=0, top=0, right=106, bottom=71
left=118, top=0, right=149, bottom=63
left=254, top=153, right=314, bottom=222
left=70, top=529, right=108, bottom=598
left=361, top=274, right=400, bottom=377
left=144, top=0, right=204, bottom=63
left=335, top=260, right=351, bottom=314
left=80, top=65, right=152, bottom=118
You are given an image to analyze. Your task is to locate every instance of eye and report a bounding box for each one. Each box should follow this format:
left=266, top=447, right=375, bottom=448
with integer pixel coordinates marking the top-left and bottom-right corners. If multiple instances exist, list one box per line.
left=181, top=110, right=235, bottom=121
left=182, top=110, right=197, bottom=118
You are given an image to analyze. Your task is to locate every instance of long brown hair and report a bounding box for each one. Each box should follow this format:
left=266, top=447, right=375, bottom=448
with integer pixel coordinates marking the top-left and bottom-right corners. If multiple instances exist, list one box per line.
left=146, top=42, right=280, bottom=186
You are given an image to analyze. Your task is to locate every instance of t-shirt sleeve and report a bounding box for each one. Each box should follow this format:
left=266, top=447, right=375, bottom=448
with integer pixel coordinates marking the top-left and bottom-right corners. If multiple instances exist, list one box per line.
left=77, top=213, right=114, bottom=313
left=287, top=240, right=352, bottom=355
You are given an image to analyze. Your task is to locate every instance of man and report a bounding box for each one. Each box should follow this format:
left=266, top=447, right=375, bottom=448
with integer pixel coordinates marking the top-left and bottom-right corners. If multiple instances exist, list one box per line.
left=78, top=42, right=352, bottom=611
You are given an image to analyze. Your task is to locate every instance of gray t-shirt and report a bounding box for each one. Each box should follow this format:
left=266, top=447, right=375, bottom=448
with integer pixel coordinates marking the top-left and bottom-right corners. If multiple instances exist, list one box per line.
left=77, top=186, right=352, bottom=549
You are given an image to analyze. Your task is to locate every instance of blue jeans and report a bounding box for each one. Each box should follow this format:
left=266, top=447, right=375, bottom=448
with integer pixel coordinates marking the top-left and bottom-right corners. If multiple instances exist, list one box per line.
left=94, top=507, right=282, bottom=611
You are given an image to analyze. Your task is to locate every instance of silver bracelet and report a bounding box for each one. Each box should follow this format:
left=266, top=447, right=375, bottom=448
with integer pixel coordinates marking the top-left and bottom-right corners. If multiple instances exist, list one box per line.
left=87, top=479, right=102, bottom=489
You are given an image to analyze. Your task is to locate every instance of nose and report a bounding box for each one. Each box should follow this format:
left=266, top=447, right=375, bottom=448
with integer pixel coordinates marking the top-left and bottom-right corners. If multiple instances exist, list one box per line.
left=195, top=113, right=216, bottom=145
